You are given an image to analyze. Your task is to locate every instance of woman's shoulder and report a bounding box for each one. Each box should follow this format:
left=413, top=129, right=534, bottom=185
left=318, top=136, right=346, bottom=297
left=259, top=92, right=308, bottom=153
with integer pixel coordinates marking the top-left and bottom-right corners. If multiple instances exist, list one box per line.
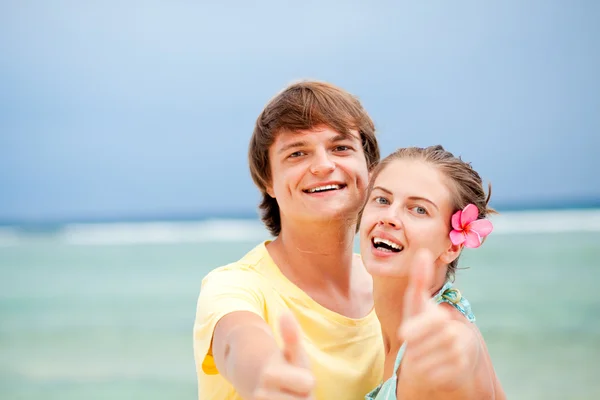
left=435, top=283, right=476, bottom=323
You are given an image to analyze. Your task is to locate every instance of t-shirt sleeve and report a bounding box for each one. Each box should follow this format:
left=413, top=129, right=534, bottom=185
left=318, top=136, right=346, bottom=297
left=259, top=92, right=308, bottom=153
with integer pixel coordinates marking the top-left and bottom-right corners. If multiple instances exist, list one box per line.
left=193, top=268, right=266, bottom=375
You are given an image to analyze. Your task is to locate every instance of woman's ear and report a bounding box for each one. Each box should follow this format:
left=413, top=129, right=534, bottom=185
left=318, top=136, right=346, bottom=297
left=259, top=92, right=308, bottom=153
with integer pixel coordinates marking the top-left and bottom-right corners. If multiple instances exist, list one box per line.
left=440, top=242, right=462, bottom=264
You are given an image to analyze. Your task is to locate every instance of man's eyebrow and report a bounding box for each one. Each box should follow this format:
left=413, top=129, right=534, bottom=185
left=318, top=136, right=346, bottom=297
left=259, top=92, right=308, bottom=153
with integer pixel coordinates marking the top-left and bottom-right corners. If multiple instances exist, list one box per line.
left=277, top=141, right=307, bottom=154
left=331, top=133, right=360, bottom=143
left=277, top=132, right=360, bottom=154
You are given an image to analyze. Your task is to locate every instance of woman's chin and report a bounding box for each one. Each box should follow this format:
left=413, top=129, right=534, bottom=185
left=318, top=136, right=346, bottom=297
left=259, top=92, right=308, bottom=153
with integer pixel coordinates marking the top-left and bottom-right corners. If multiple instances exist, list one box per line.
left=365, top=260, right=408, bottom=278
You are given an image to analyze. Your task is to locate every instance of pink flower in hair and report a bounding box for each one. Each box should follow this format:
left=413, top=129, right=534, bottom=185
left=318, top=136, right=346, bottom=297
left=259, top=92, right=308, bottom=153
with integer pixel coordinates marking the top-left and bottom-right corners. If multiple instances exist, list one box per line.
left=449, top=204, right=493, bottom=248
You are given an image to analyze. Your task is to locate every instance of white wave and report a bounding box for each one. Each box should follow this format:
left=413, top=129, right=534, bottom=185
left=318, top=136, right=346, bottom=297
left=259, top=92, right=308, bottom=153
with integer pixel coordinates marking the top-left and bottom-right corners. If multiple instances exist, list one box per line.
left=2, top=209, right=600, bottom=246
left=490, top=209, right=600, bottom=234
left=56, top=209, right=600, bottom=245
left=58, top=219, right=271, bottom=245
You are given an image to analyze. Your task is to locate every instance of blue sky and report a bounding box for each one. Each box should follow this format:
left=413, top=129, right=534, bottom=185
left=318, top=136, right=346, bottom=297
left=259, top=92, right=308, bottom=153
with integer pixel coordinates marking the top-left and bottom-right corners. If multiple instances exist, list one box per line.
left=1, top=1, right=598, bottom=222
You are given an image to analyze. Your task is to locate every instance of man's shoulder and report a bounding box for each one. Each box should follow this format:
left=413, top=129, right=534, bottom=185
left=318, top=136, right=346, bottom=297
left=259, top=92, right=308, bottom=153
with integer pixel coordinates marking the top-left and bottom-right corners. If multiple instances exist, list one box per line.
left=202, top=241, right=273, bottom=283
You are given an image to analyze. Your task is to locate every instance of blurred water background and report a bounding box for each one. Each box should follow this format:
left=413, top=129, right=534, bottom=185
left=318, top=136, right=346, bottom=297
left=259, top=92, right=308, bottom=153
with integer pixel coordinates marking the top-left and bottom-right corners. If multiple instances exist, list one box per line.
left=1, top=210, right=599, bottom=399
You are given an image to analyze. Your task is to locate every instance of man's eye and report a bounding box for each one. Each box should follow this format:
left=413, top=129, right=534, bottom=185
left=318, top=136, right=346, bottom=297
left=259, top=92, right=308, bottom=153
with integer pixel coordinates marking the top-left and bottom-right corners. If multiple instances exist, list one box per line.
left=289, top=151, right=304, bottom=158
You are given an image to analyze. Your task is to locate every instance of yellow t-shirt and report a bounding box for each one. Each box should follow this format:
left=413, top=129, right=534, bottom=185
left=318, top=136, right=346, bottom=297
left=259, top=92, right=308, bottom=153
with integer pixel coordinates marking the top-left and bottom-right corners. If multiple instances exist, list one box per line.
left=193, top=241, right=384, bottom=400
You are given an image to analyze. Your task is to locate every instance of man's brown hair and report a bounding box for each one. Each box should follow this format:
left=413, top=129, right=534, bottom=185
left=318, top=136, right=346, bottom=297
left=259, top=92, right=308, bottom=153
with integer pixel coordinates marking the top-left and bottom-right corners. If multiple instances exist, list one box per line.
left=249, top=80, right=380, bottom=236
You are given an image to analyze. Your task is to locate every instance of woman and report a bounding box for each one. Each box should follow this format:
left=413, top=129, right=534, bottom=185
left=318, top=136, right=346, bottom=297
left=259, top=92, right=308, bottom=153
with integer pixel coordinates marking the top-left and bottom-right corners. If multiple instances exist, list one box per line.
left=359, top=146, right=506, bottom=399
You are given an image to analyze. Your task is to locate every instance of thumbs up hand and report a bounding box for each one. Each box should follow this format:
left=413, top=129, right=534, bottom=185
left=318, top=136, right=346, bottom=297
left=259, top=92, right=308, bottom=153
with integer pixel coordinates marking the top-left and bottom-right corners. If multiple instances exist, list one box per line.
left=253, top=312, right=315, bottom=400
left=398, top=249, right=472, bottom=391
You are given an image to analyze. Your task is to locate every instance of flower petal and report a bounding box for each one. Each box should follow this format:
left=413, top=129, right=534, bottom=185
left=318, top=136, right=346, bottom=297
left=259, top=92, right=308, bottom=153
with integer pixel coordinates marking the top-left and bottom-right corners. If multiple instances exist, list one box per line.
left=461, top=204, right=479, bottom=226
left=469, top=219, right=493, bottom=237
left=451, top=210, right=462, bottom=230
left=449, top=230, right=466, bottom=245
left=464, top=230, right=482, bottom=248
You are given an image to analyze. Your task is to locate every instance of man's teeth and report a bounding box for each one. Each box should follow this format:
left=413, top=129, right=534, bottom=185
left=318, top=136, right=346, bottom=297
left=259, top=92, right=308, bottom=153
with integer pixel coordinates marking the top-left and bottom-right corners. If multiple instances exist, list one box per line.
left=373, top=237, right=403, bottom=252
left=307, top=184, right=342, bottom=193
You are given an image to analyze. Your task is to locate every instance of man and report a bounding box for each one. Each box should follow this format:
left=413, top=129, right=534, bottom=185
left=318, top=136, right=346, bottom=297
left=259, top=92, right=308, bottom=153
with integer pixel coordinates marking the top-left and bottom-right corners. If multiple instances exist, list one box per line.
left=194, top=80, right=383, bottom=400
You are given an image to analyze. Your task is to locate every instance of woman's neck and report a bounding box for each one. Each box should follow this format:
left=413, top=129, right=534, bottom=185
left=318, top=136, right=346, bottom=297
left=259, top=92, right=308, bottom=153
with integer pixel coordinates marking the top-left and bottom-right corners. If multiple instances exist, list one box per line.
left=374, top=279, right=409, bottom=358
left=373, top=275, right=447, bottom=379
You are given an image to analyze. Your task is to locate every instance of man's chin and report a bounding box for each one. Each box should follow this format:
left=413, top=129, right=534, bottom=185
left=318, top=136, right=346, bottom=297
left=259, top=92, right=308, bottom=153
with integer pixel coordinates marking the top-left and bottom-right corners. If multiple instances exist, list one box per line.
left=309, top=206, right=361, bottom=223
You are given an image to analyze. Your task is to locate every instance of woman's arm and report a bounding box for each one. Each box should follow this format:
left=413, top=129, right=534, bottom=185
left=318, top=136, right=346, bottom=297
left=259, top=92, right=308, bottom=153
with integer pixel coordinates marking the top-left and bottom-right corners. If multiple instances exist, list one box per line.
left=397, top=309, right=498, bottom=399
left=395, top=250, right=500, bottom=399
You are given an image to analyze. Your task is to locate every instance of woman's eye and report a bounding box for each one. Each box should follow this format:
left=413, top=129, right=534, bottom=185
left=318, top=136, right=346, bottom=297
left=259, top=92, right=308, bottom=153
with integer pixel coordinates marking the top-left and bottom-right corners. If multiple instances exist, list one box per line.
left=413, top=206, right=427, bottom=215
left=374, top=196, right=389, bottom=205
left=335, top=145, right=350, bottom=151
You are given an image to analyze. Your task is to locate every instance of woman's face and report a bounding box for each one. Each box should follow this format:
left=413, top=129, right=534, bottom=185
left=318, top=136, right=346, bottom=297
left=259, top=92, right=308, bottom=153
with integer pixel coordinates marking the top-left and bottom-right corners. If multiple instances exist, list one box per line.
left=359, top=158, right=461, bottom=278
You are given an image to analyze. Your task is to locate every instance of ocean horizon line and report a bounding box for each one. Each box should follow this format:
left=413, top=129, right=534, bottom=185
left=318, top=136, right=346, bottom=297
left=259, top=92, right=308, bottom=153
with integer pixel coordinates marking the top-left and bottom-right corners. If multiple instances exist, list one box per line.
left=1, top=199, right=600, bottom=228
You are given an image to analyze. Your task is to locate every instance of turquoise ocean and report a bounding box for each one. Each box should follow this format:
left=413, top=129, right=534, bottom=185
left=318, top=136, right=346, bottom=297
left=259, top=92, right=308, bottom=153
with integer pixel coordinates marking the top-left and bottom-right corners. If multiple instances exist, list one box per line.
left=1, top=209, right=599, bottom=400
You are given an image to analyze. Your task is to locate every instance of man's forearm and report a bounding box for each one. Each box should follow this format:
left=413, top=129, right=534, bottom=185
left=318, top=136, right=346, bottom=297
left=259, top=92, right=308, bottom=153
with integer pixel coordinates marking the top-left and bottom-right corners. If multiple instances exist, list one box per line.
left=217, top=321, right=281, bottom=399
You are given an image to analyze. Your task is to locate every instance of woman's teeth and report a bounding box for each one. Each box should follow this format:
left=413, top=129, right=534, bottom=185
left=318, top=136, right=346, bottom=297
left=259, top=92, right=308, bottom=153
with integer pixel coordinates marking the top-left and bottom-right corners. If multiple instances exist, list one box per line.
left=372, top=237, right=403, bottom=252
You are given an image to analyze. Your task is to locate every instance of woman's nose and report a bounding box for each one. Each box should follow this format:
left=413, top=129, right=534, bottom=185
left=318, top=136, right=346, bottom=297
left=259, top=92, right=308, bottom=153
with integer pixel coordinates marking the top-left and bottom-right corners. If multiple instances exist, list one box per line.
left=378, top=209, right=403, bottom=229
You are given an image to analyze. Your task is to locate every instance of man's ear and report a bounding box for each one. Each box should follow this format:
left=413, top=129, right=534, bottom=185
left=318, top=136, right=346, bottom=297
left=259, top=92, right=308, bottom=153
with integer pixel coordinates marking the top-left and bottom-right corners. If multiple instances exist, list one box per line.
left=440, top=242, right=462, bottom=264
left=266, top=185, right=275, bottom=198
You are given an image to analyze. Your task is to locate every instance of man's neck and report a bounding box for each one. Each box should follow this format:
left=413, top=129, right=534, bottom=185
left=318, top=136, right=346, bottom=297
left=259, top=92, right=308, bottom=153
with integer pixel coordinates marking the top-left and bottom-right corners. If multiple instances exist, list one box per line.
left=267, top=218, right=357, bottom=294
